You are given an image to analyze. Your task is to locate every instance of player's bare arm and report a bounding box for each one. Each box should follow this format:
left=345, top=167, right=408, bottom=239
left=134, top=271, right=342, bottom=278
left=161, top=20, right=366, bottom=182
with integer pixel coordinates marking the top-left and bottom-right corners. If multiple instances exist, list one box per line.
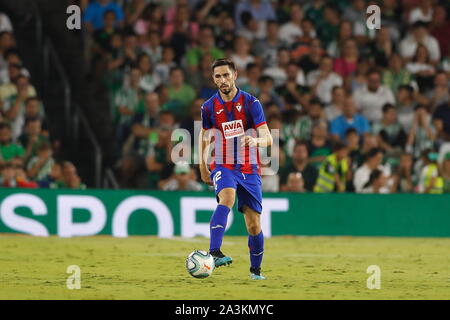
left=241, top=124, right=273, bottom=148
left=198, top=127, right=212, bottom=185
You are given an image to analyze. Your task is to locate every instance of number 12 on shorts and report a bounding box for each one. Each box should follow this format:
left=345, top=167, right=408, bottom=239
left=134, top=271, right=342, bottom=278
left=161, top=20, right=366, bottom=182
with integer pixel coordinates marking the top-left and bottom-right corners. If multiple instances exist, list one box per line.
left=213, top=171, right=222, bottom=191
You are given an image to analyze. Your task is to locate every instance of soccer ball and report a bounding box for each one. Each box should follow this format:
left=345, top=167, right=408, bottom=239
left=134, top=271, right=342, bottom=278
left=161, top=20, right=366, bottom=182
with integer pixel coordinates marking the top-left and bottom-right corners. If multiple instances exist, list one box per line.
left=185, top=250, right=215, bottom=278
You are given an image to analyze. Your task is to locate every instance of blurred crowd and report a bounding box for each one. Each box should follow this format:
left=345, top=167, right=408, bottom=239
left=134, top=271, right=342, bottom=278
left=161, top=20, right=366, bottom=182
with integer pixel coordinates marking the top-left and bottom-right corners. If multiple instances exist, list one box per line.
left=85, top=0, right=450, bottom=193
left=0, top=12, right=86, bottom=189
left=83, top=0, right=450, bottom=193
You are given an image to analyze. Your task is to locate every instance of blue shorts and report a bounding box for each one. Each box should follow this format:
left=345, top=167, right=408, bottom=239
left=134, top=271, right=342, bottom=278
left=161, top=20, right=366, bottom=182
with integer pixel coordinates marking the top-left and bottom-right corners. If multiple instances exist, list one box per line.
left=210, top=166, right=262, bottom=214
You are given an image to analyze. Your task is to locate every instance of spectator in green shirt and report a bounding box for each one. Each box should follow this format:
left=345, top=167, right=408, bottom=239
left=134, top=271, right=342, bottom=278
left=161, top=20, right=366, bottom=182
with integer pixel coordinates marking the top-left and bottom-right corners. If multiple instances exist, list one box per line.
left=26, top=142, right=54, bottom=182
left=317, top=4, right=340, bottom=48
left=382, top=54, right=413, bottom=94
left=113, top=67, right=145, bottom=146
left=61, top=161, right=87, bottom=190
left=18, top=117, right=49, bottom=163
left=145, top=110, right=176, bottom=189
left=0, top=122, right=24, bottom=164
left=186, top=25, right=224, bottom=73
left=167, top=67, right=196, bottom=120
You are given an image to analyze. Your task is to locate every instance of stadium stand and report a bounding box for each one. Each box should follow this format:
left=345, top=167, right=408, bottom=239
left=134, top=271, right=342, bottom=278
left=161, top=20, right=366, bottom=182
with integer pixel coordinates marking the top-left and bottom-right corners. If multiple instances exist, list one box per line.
left=1, top=0, right=450, bottom=194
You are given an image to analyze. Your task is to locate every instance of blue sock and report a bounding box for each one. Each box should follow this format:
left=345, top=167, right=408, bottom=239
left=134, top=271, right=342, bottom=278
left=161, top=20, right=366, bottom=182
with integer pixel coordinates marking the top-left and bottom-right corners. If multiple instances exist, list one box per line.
left=248, top=231, right=264, bottom=269
left=209, top=204, right=230, bottom=252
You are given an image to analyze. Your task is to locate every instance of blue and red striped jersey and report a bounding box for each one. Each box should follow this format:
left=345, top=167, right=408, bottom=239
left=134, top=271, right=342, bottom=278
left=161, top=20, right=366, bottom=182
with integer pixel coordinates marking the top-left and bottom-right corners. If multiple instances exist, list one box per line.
left=201, top=88, right=267, bottom=175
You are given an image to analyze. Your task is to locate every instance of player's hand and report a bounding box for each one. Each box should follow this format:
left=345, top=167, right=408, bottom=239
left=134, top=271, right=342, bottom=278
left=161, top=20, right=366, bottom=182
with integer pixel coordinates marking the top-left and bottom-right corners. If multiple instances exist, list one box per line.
left=200, top=168, right=212, bottom=185
left=241, top=135, right=257, bottom=147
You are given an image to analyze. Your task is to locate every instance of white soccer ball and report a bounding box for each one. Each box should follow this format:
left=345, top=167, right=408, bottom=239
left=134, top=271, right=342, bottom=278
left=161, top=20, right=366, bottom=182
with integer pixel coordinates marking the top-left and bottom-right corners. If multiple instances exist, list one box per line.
left=185, top=250, right=215, bottom=278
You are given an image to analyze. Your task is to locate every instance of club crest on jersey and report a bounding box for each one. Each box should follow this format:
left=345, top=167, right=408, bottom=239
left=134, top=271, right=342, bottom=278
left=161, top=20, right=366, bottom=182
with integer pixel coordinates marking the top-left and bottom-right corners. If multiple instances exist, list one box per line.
left=236, top=104, right=242, bottom=112
left=221, top=119, right=244, bottom=139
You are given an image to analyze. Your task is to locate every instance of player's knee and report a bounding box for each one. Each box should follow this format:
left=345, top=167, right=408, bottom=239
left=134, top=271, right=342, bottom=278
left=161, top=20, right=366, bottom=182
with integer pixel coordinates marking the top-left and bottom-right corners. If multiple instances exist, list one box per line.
left=218, top=189, right=235, bottom=208
left=246, top=220, right=261, bottom=236
left=219, top=196, right=235, bottom=208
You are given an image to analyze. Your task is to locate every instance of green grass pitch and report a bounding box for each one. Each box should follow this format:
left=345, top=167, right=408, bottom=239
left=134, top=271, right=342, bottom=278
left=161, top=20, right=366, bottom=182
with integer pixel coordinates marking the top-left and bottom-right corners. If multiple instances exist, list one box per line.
left=0, top=235, right=449, bottom=300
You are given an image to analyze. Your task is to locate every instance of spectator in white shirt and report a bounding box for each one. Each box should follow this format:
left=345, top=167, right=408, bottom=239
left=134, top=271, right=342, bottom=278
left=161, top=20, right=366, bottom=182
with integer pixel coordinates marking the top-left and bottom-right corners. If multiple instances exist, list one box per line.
left=399, top=21, right=440, bottom=65
left=263, top=48, right=292, bottom=88
left=254, top=20, right=287, bottom=68
left=0, top=50, right=30, bottom=85
left=231, top=36, right=255, bottom=71
left=354, top=147, right=387, bottom=193
left=0, top=13, right=13, bottom=32
left=237, top=11, right=260, bottom=42
left=361, top=168, right=391, bottom=194
left=406, top=44, right=436, bottom=93
left=231, top=36, right=255, bottom=86
left=278, top=3, right=304, bottom=46
left=353, top=69, right=395, bottom=123
left=0, top=31, right=16, bottom=71
left=396, top=84, right=417, bottom=132
left=405, top=44, right=435, bottom=76
left=307, top=55, right=343, bottom=105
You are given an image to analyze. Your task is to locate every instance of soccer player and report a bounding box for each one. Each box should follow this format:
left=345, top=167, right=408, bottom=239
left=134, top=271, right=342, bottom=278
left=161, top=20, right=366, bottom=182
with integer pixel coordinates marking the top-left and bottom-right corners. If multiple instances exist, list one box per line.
left=198, top=59, right=273, bottom=280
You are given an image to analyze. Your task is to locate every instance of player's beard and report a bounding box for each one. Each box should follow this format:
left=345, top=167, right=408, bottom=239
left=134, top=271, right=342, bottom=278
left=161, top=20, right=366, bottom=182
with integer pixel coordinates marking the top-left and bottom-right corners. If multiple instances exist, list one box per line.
left=219, top=86, right=232, bottom=95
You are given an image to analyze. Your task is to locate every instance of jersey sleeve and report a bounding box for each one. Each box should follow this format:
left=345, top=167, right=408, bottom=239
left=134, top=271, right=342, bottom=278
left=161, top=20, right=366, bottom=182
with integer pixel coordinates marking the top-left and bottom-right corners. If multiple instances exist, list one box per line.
left=249, top=98, right=266, bottom=128
left=201, top=104, right=212, bottom=130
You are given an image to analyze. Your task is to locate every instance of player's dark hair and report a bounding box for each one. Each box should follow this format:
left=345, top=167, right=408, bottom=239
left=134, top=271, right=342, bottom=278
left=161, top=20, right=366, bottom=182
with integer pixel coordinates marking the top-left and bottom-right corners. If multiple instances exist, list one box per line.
left=211, top=59, right=236, bottom=73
